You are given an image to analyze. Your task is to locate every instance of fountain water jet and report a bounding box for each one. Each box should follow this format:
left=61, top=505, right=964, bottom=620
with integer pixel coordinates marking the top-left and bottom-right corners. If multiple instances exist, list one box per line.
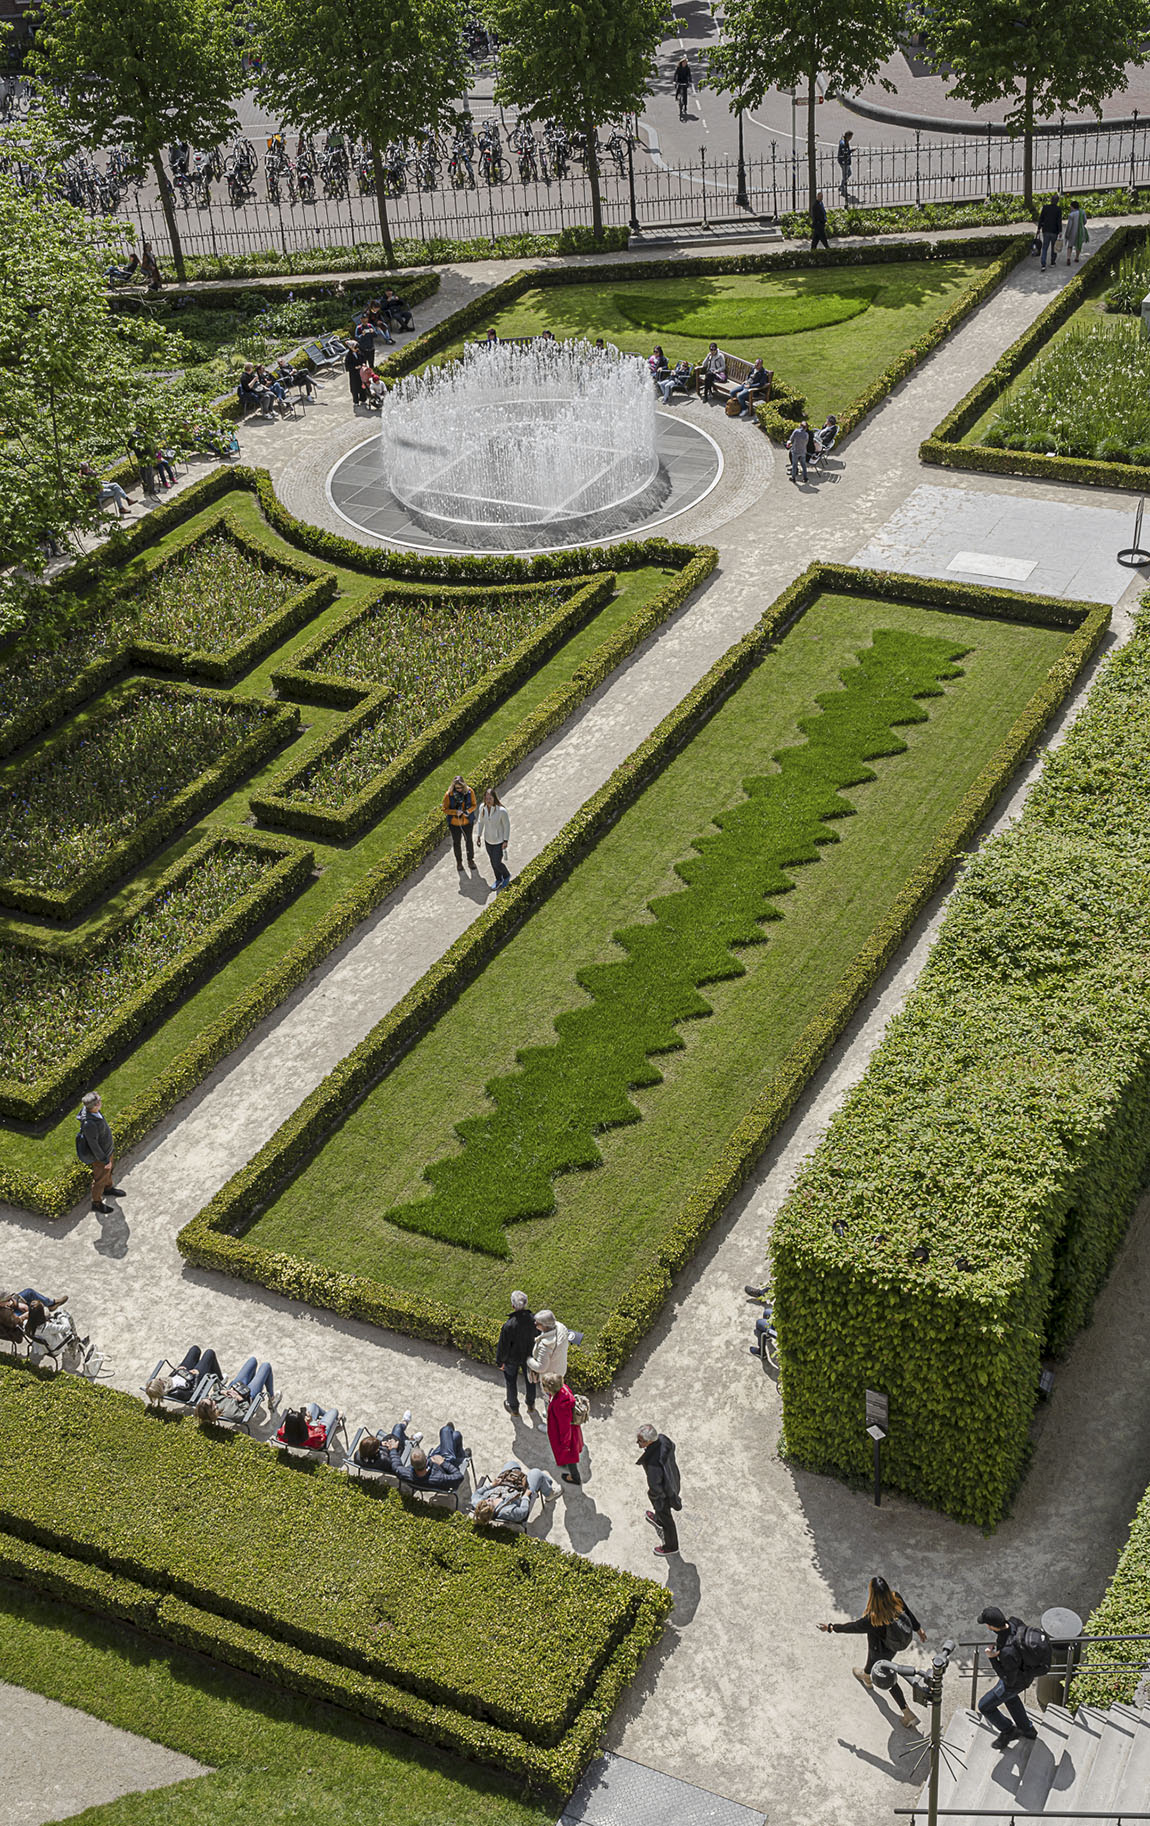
left=377, top=338, right=668, bottom=550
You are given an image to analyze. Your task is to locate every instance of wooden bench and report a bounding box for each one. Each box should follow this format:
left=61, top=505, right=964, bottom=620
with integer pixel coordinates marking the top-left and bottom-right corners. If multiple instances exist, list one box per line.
left=695, top=352, right=773, bottom=403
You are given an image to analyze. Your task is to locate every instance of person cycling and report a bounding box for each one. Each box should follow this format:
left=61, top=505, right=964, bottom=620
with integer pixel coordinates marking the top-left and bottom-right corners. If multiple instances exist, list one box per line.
left=674, top=56, right=691, bottom=121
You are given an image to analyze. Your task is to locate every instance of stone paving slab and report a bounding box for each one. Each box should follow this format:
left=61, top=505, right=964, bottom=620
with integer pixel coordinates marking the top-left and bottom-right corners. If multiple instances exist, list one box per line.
left=5, top=220, right=1150, bottom=1826
left=560, top=1754, right=767, bottom=1826
left=0, top=1682, right=206, bottom=1826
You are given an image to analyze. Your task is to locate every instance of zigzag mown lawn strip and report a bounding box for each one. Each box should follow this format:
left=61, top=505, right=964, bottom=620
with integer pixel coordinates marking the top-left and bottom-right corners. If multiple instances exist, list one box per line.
left=236, top=589, right=1075, bottom=1347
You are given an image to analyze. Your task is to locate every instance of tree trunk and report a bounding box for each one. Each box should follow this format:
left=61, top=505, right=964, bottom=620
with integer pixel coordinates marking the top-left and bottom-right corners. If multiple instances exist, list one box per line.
left=806, top=59, right=817, bottom=216
left=370, top=140, right=395, bottom=265
left=1022, top=73, right=1034, bottom=207
left=151, top=151, right=186, bottom=283
left=584, top=111, right=603, bottom=240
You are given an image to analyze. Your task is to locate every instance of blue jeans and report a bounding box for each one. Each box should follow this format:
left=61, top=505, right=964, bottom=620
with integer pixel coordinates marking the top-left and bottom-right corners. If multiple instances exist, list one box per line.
left=230, top=1357, right=274, bottom=1404
left=307, top=1401, right=338, bottom=1444
left=486, top=840, right=510, bottom=886
left=789, top=446, right=808, bottom=481
left=979, top=1679, right=1033, bottom=1738
left=19, top=1288, right=55, bottom=1308
left=502, top=1364, right=536, bottom=1412
left=98, top=482, right=129, bottom=509
left=1041, top=231, right=1058, bottom=267
left=438, top=1422, right=465, bottom=1465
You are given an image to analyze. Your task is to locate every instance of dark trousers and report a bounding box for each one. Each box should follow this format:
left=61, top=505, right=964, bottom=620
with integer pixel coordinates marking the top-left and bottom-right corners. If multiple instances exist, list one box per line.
left=180, top=1344, right=222, bottom=1381
left=348, top=370, right=364, bottom=404
left=651, top=1495, right=679, bottom=1552
left=979, top=1679, right=1033, bottom=1738
left=450, top=821, right=475, bottom=868
left=811, top=226, right=829, bottom=250
left=863, top=1634, right=907, bottom=1708
left=486, top=840, right=510, bottom=885
left=503, top=1364, right=536, bottom=1412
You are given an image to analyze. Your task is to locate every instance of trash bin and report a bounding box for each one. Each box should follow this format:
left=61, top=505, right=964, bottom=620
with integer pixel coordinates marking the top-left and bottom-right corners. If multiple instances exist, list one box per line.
left=1037, top=1605, right=1083, bottom=1711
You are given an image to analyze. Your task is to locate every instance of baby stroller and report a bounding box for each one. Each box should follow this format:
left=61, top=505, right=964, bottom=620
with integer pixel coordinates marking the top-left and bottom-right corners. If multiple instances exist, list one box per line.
left=745, top=1284, right=779, bottom=1376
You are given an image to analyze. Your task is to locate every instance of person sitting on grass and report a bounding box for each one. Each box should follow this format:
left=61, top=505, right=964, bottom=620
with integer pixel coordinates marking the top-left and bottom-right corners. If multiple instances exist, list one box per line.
left=277, top=1402, right=339, bottom=1450
left=469, top=1459, right=556, bottom=1525
left=658, top=359, right=693, bottom=404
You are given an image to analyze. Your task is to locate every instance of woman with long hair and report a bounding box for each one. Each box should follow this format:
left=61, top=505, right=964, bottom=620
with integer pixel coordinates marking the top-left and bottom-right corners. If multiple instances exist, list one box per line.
left=475, top=785, right=511, bottom=890
left=818, top=1576, right=926, bottom=1730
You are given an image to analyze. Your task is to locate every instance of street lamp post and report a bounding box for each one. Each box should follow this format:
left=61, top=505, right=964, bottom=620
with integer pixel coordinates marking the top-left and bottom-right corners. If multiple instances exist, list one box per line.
left=736, top=103, right=749, bottom=208
left=790, top=85, right=797, bottom=211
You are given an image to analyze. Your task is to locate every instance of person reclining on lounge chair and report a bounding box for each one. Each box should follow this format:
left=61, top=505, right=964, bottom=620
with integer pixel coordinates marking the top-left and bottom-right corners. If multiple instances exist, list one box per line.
left=377, top=1416, right=467, bottom=1490
left=147, top=1344, right=223, bottom=1405
left=381, top=288, right=414, bottom=331
left=195, top=1356, right=275, bottom=1423
left=469, top=1458, right=556, bottom=1525
left=275, top=357, right=317, bottom=399
left=24, top=1300, right=88, bottom=1357
left=277, top=1401, right=339, bottom=1449
left=812, top=413, right=838, bottom=456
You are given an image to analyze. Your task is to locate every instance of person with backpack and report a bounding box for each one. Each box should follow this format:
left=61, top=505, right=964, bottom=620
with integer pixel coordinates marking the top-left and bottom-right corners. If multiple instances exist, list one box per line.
left=542, top=1374, right=586, bottom=1484
left=636, top=1423, right=681, bottom=1558
left=673, top=55, right=692, bottom=121
left=76, top=1090, right=124, bottom=1215
left=819, top=1575, right=925, bottom=1730
left=977, top=1606, right=1047, bottom=1748
left=442, top=774, right=478, bottom=872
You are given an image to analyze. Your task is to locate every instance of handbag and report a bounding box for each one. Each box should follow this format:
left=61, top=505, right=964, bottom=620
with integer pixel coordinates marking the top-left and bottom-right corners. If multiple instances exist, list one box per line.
left=571, top=1392, right=590, bottom=1426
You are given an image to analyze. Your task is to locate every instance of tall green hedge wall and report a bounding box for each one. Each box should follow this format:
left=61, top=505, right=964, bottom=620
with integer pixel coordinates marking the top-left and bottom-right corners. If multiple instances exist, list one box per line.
left=771, top=607, right=1150, bottom=1527
left=1075, top=1479, right=1150, bottom=1708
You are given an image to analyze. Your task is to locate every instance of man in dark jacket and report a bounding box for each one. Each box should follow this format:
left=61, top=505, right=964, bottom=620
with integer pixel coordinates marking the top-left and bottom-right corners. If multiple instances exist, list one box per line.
left=637, top=1423, right=681, bottom=1557
left=977, top=1605, right=1039, bottom=1749
left=76, top=1090, right=124, bottom=1215
left=811, top=191, right=829, bottom=251
left=497, top=1290, right=538, bottom=1421
left=1038, top=194, right=1062, bottom=270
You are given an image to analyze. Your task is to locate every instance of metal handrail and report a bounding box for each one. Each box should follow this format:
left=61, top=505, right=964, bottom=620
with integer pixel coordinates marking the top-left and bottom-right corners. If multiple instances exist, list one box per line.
left=896, top=1812, right=1150, bottom=1820
left=965, top=1633, right=1150, bottom=1709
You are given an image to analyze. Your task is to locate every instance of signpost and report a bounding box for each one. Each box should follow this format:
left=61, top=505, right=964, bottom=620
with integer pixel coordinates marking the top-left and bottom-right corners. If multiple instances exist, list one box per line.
left=865, top=1389, right=889, bottom=1507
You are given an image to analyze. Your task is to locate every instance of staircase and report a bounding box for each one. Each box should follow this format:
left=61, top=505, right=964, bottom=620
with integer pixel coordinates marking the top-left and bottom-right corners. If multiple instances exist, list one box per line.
left=914, top=1701, right=1150, bottom=1821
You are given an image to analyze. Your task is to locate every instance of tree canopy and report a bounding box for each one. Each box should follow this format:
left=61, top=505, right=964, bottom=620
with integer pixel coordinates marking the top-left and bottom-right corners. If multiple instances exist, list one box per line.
left=916, top=0, right=1150, bottom=202
left=28, top=0, right=241, bottom=280
left=251, top=0, right=470, bottom=261
left=485, top=0, right=671, bottom=237
left=708, top=0, right=902, bottom=213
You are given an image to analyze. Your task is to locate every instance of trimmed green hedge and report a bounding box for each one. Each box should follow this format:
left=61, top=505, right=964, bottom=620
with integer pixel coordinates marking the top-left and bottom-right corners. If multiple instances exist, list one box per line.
left=174, top=228, right=628, bottom=285
left=756, top=235, right=1029, bottom=442
left=0, top=681, right=298, bottom=920
left=0, top=832, right=312, bottom=1123
left=920, top=223, right=1150, bottom=491
left=0, top=1362, right=670, bottom=1794
left=770, top=600, right=1150, bottom=1527
left=0, top=470, right=715, bottom=1217
left=1075, top=1479, right=1150, bottom=1708
left=257, top=574, right=615, bottom=841
left=178, top=562, right=1105, bottom=1386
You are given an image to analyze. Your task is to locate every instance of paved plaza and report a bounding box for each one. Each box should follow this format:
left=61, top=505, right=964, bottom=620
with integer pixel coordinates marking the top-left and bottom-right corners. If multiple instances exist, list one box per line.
left=5, top=222, right=1150, bottom=1826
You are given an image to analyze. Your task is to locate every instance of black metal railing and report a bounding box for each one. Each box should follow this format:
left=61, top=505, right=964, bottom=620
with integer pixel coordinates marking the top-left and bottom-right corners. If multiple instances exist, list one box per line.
left=966, top=1632, right=1150, bottom=1710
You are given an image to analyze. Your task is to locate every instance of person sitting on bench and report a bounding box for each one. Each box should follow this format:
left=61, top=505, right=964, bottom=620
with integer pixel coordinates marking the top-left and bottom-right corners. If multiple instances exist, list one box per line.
left=382, top=288, right=414, bottom=331
left=733, top=357, right=770, bottom=417
left=470, top=1459, right=556, bottom=1524
left=696, top=343, right=727, bottom=402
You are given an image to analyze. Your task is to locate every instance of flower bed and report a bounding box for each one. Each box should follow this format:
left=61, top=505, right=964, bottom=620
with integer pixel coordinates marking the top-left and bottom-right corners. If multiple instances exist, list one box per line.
left=0, top=680, right=297, bottom=919
left=0, top=1361, right=670, bottom=1794
left=133, top=524, right=302, bottom=648
left=0, top=832, right=312, bottom=1123
left=981, top=317, right=1150, bottom=460
left=769, top=604, right=1150, bottom=1527
left=179, top=564, right=1104, bottom=1385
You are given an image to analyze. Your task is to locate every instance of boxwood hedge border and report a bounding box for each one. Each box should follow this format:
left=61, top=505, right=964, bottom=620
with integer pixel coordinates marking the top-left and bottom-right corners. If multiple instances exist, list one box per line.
left=0, top=471, right=716, bottom=1217
left=920, top=221, right=1150, bottom=490
left=257, top=573, right=615, bottom=841
left=0, top=830, right=314, bottom=1124
left=0, top=681, right=300, bottom=921
left=1075, top=1476, right=1150, bottom=1709
left=177, top=562, right=1107, bottom=1388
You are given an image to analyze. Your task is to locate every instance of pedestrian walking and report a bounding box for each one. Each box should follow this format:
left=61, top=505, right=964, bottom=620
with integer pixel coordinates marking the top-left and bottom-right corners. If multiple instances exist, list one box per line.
left=787, top=419, right=811, bottom=483
left=476, top=786, right=511, bottom=890
left=975, top=1606, right=1049, bottom=1750
left=345, top=341, right=365, bottom=407
left=1065, top=197, right=1088, bottom=262
left=811, top=191, right=830, bottom=251
left=527, top=1307, right=572, bottom=1382
left=497, top=1290, right=539, bottom=1422
left=636, top=1423, right=681, bottom=1558
left=673, top=55, right=691, bottom=121
left=1038, top=193, right=1062, bottom=270
left=837, top=130, right=854, bottom=198
left=442, top=774, right=477, bottom=872
left=75, top=1090, right=125, bottom=1216
left=818, top=1576, right=925, bottom=1731
left=542, top=1374, right=585, bottom=1483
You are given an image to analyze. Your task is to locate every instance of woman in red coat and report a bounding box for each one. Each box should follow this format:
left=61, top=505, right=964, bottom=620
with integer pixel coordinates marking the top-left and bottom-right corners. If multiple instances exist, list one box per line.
left=543, top=1374, right=583, bottom=1484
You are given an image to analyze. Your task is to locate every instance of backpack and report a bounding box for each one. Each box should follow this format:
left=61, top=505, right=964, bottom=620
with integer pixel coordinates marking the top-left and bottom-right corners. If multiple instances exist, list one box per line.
left=75, top=1124, right=93, bottom=1163
left=883, top=1609, right=914, bottom=1655
left=1008, top=1618, right=1053, bottom=1678
left=571, top=1391, right=590, bottom=1427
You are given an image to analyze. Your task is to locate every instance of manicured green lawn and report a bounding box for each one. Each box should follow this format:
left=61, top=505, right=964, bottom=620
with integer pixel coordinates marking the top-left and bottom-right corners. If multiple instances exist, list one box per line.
left=0, top=1582, right=551, bottom=1826
left=0, top=485, right=685, bottom=1197
left=445, top=261, right=990, bottom=423
left=246, top=591, right=1069, bottom=1340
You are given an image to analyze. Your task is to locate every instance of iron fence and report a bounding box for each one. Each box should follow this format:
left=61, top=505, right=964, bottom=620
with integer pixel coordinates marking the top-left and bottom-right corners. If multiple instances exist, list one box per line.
left=103, top=118, right=1150, bottom=266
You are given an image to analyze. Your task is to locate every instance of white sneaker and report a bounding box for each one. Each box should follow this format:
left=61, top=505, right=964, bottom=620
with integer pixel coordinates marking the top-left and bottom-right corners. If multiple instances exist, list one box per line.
left=401, top=1409, right=412, bottom=1424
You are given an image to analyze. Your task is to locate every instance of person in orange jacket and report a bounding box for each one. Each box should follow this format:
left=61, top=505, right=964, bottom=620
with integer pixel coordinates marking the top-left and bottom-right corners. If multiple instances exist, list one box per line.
left=443, top=774, right=478, bottom=872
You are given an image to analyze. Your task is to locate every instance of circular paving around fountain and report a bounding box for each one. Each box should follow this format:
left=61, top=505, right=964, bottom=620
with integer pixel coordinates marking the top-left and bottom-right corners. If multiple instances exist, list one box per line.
left=326, top=410, right=723, bottom=554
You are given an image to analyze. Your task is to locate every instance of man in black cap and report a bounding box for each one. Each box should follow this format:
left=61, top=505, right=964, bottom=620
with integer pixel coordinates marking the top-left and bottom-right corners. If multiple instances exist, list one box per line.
left=977, top=1606, right=1039, bottom=1749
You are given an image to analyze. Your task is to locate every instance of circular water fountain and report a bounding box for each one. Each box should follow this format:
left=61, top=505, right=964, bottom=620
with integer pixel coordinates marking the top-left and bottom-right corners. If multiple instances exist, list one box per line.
left=376, top=339, right=668, bottom=550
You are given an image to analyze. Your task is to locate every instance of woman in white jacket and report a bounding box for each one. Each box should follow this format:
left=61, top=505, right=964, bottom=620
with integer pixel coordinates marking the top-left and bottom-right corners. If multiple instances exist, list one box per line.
left=528, top=1308, right=571, bottom=1383
left=475, top=786, right=511, bottom=891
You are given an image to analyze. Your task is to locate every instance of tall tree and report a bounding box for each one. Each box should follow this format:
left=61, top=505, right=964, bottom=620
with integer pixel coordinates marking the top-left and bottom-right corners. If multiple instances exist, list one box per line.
left=484, top=0, right=671, bottom=240
left=708, top=0, right=901, bottom=215
left=28, top=0, right=240, bottom=282
left=916, top=0, right=1150, bottom=204
left=251, top=0, right=470, bottom=264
